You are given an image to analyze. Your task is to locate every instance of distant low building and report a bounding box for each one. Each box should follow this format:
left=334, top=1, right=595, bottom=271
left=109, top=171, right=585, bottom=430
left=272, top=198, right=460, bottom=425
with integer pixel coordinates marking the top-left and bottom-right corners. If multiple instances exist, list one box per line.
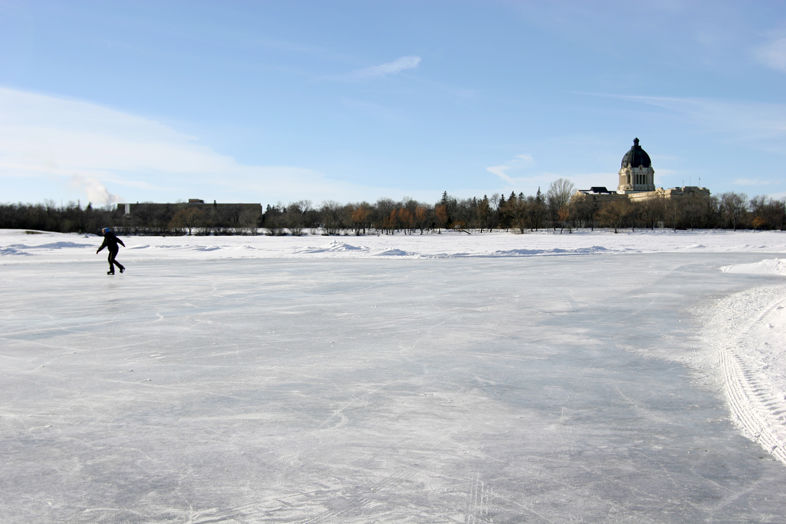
left=116, top=199, right=262, bottom=232
left=119, top=199, right=261, bottom=217
left=574, top=138, right=710, bottom=204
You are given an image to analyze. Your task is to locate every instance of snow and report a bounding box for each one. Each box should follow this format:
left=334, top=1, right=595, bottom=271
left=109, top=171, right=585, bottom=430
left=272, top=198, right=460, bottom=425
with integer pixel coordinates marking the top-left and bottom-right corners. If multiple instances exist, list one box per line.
left=4, top=228, right=786, bottom=262
left=705, top=260, right=786, bottom=464
left=721, top=257, right=786, bottom=276
left=1, top=228, right=786, bottom=521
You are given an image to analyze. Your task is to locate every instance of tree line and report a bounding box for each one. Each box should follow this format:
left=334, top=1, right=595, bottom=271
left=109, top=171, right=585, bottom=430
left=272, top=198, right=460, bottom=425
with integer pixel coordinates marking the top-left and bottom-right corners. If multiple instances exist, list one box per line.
left=1, top=180, right=784, bottom=235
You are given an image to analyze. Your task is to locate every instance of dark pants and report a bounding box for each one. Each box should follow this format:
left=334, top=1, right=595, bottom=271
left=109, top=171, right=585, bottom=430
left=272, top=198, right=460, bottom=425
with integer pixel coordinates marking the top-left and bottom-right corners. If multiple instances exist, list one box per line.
left=108, top=249, right=125, bottom=273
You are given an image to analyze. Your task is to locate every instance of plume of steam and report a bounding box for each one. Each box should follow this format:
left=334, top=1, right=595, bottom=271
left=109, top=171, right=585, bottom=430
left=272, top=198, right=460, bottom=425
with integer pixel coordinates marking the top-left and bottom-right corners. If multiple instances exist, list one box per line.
left=70, top=175, right=121, bottom=206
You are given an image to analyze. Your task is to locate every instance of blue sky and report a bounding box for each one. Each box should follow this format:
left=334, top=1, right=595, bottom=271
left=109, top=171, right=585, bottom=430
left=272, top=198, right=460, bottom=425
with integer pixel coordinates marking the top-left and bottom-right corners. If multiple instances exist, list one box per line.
left=1, top=0, right=785, bottom=207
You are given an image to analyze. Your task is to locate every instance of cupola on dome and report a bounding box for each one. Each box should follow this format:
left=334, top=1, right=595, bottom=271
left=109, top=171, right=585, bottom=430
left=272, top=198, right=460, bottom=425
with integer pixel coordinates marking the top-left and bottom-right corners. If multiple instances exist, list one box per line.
left=621, top=137, right=652, bottom=169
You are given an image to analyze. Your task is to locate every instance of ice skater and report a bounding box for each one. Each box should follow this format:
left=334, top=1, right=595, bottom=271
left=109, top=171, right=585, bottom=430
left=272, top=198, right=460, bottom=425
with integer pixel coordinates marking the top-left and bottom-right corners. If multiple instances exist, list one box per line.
left=96, top=227, right=126, bottom=275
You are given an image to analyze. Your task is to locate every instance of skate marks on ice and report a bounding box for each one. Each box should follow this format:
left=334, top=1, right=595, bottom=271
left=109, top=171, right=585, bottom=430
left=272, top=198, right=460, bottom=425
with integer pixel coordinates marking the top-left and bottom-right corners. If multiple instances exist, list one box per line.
left=704, top=284, right=786, bottom=465
left=299, top=470, right=419, bottom=524
left=464, top=471, right=493, bottom=524
left=179, top=467, right=493, bottom=523
left=178, top=469, right=421, bottom=523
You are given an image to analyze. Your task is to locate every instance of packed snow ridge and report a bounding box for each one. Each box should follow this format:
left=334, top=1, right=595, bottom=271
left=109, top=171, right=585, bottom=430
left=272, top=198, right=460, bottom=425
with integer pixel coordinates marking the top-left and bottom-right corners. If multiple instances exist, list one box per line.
left=707, top=259, right=786, bottom=464
left=3, top=228, right=786, bottom=261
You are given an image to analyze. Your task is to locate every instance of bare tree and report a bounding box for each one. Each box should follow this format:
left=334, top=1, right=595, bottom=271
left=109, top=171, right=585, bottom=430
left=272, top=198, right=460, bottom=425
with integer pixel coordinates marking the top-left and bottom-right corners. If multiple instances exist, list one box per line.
left=169, top=207, right=206, bottom=235
left=546, top=178, right=576, bottom=229
left=351, top=202, right=372, bottom=235
left=719, top=192, right=748, bottom=230
left=568, top=194, right=598, bottom=230
left=597, top=199, right=633, bottom=233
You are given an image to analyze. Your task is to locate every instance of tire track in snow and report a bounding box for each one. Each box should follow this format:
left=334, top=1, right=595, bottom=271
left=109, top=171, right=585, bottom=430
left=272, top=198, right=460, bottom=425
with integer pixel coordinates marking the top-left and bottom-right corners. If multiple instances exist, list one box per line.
left=714, top=289, right=786, bottom=465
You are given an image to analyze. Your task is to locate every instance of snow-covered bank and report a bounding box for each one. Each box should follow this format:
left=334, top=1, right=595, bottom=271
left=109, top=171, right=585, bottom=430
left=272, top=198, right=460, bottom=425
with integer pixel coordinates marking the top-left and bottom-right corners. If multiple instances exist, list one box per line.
left=703, top=260, right=786, bottom=464
left=2, top=228, right=786, bottom=263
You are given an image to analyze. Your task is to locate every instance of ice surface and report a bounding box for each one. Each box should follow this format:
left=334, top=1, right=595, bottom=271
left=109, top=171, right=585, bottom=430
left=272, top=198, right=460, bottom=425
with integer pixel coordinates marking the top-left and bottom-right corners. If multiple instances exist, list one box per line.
left=1, top=229, right=786, bottom=522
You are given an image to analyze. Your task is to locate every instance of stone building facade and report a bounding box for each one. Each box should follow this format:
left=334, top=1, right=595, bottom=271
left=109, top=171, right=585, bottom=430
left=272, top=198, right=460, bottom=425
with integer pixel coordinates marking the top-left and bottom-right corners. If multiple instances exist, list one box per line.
left=617, top=138, right=655, bottom=193
left=575, top=138, right=709, bottom=203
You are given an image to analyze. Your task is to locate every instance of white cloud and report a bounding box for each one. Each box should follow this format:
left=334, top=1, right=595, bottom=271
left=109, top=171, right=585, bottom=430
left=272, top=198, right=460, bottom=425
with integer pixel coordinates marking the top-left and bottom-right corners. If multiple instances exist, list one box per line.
left=350, top=56, right=421, bottom=79
left=0, top=86, right=361, bottom=205
left=754, top=36, right=786, bottom=72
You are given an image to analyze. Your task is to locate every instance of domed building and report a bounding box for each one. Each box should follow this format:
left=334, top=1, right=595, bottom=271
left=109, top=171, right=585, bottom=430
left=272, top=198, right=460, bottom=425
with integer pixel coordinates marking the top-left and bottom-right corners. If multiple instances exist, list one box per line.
left=575, top=137, right=709, bottom=204
left=618, top=138, right=655, bottom=193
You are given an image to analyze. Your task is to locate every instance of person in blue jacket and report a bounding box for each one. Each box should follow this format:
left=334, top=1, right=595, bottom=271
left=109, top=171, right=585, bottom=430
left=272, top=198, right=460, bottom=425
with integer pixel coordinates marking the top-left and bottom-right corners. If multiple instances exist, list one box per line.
left=96, top=227, right=126, bottom=275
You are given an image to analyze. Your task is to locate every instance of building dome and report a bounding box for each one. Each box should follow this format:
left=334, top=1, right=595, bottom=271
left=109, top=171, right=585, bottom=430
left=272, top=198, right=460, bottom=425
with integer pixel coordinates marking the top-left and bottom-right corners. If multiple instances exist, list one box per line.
left=621, top=137, right=651, bottom=169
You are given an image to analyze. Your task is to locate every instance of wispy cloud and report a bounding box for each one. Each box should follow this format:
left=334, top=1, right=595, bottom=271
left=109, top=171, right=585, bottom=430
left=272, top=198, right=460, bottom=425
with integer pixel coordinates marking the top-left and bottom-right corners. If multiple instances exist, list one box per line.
left=340, top=97, right=406, bottom=123
left=349, top=56, right=421, bottom=79
left=486, top=154, right=534, bottom=184
left=0, top=86, right=369, bottom=205
left=734, top=177, right=773, bottom=186
left=486, top=153, right=605, bottom=192
left=754, top=36, right=786, bottom=73
left=592, top=93, right=786, bottom=150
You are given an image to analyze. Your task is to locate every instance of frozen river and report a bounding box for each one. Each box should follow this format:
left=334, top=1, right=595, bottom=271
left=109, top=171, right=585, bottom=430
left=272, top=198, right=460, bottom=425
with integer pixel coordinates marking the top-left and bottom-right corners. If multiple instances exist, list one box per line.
left=2, top=244, right=786, bottom=521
